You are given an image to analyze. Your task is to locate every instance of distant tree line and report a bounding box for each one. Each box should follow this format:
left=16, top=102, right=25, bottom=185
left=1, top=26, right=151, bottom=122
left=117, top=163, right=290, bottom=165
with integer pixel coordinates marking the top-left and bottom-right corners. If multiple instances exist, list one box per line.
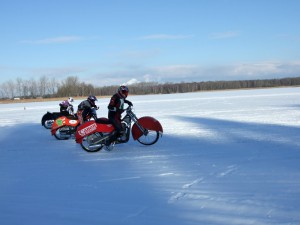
left=0, top=76, right=59, bottom=99
left=1, top=76, right=300, bottom=99
left=128, top=76, right=300, bottom=95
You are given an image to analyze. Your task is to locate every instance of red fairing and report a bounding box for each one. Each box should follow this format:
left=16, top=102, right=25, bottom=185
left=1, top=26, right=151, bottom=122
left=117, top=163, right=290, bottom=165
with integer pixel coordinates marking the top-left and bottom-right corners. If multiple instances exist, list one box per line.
left=132, top=116, right=163, bottom=140
left=51, top=116, right=79, bottom=135
left=75, top=121, right=115, bottom=143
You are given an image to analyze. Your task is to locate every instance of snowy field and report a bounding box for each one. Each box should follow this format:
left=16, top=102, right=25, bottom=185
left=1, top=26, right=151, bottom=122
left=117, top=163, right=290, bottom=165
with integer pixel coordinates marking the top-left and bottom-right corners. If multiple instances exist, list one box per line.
left=0, top=87, right=300, bottom=225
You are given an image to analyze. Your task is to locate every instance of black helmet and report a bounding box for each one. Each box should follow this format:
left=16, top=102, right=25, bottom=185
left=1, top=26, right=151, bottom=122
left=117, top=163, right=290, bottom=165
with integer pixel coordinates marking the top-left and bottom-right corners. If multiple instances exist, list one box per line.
left=118, top=85, right=129, bottom=98
left=87, top=95, right=97, bottom=102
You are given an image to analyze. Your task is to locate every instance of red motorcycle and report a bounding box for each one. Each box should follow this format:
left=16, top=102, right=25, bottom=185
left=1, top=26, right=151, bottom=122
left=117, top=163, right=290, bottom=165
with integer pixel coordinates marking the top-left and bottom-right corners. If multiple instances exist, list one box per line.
left=51, top=108, right=97, bottom=140
left=75, top=106, right=163, bottom=152
left=51, top=115, right=80, bottom=140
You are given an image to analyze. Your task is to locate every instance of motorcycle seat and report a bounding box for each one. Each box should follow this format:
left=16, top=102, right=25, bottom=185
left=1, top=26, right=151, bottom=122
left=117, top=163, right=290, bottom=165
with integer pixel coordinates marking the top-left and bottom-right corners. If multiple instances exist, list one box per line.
left=95, top=118, right=111, bottom=124
left=66, top=115, right=77, bottom=120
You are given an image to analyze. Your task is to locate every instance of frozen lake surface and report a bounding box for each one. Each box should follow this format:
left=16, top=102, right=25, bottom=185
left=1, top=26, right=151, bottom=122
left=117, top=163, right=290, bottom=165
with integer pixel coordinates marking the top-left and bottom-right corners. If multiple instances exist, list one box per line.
left=0, top=87, right=300, bottom=225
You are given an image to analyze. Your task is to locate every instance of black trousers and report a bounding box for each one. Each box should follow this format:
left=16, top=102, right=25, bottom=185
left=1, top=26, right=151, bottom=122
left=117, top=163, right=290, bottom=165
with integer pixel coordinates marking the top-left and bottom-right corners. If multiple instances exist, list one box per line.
left=108, top=112, right=123, bottom=142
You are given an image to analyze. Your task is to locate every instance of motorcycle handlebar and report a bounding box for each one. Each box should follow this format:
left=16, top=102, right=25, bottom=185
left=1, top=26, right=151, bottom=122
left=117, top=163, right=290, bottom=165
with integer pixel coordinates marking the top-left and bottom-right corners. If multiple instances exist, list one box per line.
left=126, top=105, right=133, bottom=111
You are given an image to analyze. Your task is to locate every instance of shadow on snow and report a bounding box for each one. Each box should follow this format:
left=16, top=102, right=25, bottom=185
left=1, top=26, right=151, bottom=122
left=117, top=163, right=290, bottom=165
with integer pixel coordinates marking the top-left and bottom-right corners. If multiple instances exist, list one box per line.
left=1, top=119, right=300, bottom=225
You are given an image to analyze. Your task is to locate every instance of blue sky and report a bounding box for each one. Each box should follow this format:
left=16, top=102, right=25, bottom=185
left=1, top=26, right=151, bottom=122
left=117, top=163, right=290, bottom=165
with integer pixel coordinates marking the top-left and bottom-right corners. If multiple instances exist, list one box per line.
left=1, top=0, right=300, bottom=86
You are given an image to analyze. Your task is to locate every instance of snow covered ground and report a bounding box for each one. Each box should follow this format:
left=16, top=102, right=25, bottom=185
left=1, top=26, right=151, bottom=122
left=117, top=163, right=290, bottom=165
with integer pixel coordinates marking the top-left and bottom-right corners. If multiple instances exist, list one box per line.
left=0, top=87, right=300, bottom=225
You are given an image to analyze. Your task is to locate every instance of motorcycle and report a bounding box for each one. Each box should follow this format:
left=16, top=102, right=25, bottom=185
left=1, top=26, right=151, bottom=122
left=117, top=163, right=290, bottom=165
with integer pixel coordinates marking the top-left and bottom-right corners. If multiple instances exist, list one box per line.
left=41, top=111, right=64, bottom=129
left=42, top=105, right=76, bottom=129
left=75, top=106, right=163, bottom=152
left=51, top=108, right=97, bottom=140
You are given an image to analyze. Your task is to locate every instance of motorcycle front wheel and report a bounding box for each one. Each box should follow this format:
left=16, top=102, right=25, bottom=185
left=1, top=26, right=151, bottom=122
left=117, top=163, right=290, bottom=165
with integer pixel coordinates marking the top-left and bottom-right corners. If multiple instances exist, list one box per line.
left=54, top=127, right=71, bottom=140
left=137, top=130, right=160, bottom=145
left=81, top=135, right=104, bottom=152
left=43, top=120, right=54, bottom=129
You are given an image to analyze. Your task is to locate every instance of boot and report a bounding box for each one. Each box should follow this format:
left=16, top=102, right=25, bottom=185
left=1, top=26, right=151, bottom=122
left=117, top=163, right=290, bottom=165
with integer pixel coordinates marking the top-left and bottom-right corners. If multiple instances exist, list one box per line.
left=104, top=141, right=115, bottom=151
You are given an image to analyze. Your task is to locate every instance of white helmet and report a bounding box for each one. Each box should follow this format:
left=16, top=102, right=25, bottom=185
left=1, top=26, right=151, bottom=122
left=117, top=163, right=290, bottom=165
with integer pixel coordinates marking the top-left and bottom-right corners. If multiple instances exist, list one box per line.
left=68, top=97, right=74, bottom=103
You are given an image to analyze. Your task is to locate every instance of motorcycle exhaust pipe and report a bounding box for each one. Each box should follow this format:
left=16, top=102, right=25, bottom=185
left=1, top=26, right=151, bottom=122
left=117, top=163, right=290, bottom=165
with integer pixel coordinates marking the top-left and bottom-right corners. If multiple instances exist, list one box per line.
left=60, top=134, right=71, bottom=139
left=89, top=144, right=103, bottom=149
left=92, top=135, right=109, bottom=144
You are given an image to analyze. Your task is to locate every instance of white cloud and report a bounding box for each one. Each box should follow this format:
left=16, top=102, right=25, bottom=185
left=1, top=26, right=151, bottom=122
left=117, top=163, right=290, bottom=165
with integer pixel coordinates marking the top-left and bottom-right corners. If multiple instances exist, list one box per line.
left=84, top=60, right=300, bottom=86
left=231, top=62, right=280, bottom=76
left=123, top=78, right=140, bottom=85
left=2, top=60, right=300, bottom=86
left=20, top=36, right=83, bottom=44
left=143, top=74, right=152, bottom=82
left=228, top=61, right=300, bottom=78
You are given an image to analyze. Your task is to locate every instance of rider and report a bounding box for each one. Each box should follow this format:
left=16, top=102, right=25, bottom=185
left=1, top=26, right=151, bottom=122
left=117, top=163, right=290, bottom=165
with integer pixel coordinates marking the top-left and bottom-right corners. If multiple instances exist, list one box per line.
left=77, top=95, right=98, bottom=124
left=106, top=85, right=133, bottom=146
left=59, top=97, right=74, bottom=116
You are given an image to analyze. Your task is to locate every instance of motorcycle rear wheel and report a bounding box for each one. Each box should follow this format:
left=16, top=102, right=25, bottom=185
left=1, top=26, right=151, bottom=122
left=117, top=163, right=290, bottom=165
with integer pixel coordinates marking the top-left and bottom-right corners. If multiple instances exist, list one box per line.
left=81, top=136, right=104, bottom=152
left=137, top=130, right=160, bottom=145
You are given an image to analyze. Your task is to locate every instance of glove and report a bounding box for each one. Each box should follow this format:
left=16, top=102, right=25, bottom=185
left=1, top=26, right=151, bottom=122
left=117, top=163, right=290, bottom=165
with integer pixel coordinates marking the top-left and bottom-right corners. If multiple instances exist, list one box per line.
left=126, top=101, right=133, bottom=106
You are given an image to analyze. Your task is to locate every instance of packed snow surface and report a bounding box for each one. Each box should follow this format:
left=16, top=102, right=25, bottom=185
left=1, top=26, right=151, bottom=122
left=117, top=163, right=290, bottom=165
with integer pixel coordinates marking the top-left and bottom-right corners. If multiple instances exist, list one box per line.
left=1, top=87, right=300, bottom=225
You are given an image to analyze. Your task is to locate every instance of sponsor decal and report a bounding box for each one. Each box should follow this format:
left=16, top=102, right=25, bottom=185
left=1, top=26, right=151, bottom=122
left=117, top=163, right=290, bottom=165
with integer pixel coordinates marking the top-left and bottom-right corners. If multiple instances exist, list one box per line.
left=78, top=123, right=97, bottom=137
left=56, top=119, right=64, bottom=126
left=69, top=120, right=78, bottom=125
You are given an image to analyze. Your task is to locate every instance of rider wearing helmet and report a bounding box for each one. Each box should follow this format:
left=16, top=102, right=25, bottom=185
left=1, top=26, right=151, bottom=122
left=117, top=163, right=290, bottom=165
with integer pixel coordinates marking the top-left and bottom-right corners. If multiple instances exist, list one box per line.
left=106, top=85, right=133, bottom=146
left=59, top=97, right=74, bottom=116
left=77, top=95, right=98, bottom=124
